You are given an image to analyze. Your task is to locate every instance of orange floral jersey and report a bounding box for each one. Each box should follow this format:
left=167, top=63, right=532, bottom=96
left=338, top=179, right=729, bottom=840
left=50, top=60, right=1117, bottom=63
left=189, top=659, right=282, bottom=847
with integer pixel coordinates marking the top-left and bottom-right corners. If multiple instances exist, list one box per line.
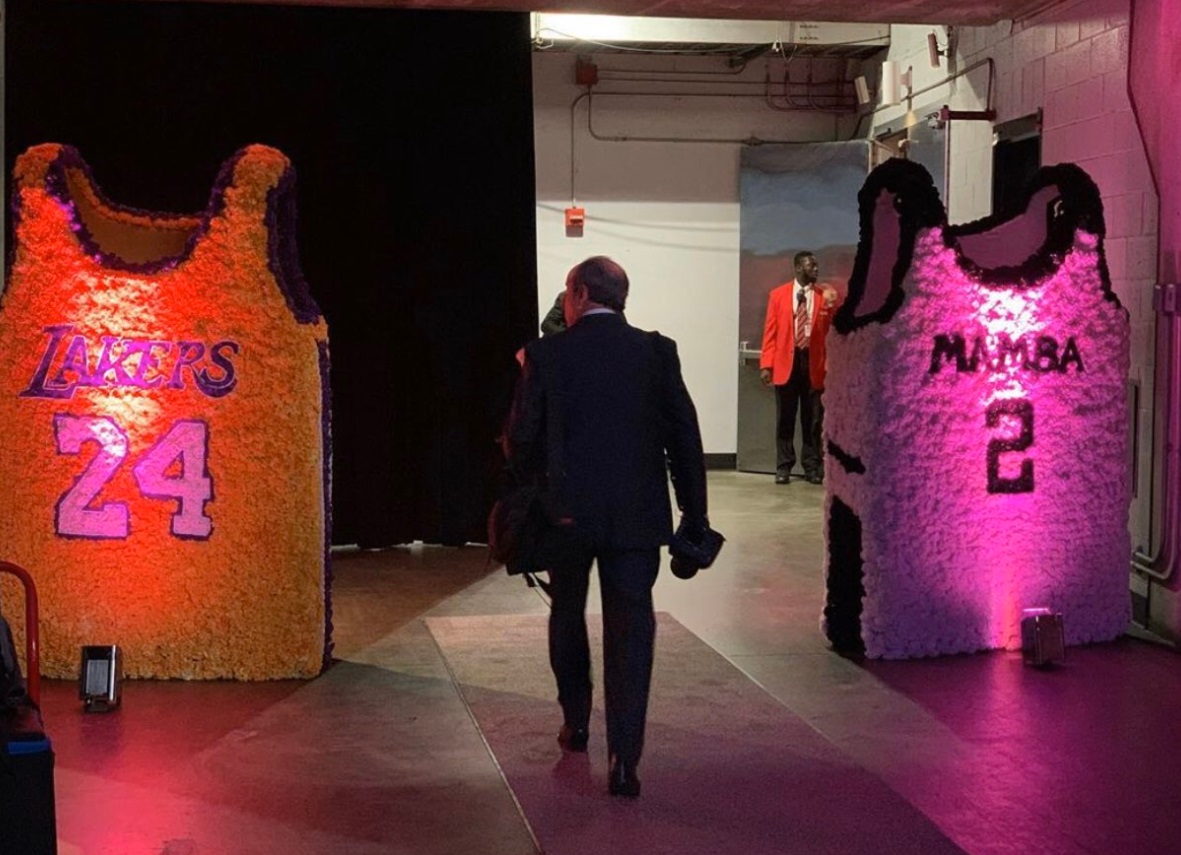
left=0, top=144, right=331, bottom=679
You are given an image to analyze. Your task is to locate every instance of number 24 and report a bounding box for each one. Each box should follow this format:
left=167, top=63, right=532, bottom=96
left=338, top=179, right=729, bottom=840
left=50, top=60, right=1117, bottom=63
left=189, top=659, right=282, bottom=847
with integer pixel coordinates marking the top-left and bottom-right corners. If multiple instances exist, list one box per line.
left=53, top=414, right=213, bottom=540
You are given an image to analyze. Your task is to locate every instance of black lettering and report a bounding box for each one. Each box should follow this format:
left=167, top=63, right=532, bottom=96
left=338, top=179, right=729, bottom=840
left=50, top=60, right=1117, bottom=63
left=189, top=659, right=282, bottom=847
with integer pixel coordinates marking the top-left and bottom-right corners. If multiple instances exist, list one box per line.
left=1059, top=336, right=1084, bottom=372
left=993, top=334, right=1029, bottom=371
left=967, top=337, right=990, bottom=373
left=986, top=399, right=1034, bottom=493
left=1033, top=336, right=1060, bottom=372
left=929, top=334, right=968, bottom=374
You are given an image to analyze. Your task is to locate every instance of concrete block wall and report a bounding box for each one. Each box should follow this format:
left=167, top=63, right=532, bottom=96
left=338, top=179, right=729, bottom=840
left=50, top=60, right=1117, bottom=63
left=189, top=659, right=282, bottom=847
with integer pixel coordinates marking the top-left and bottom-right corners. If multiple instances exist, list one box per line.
left=961, top=0, right=1157, bottom=551
left=878, top=0, right=1157, bottom=552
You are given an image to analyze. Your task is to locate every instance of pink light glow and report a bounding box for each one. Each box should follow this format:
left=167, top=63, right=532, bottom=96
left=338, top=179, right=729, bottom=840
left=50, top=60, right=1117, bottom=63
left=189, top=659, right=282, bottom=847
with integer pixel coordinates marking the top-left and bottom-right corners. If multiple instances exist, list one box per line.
left=978, top=283, right=1043, bottom=405
left=825, top=183, right=1130, bottom=658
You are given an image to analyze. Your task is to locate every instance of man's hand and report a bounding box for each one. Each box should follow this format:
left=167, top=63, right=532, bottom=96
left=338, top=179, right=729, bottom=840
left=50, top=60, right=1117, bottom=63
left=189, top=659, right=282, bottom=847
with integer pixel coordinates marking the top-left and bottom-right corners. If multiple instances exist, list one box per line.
left=678, top=515, right=708, bottom=544
left=760, top=367, right=772, bottom=386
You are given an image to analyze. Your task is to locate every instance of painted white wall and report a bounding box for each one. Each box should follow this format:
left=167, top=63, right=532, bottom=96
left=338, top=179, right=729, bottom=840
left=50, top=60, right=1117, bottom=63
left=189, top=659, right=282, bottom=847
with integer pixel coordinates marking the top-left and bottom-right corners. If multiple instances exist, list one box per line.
left=871, top=0, right=1156, bottom=552
left=533, top=5, right=1156, bottom=522
left=533, top=51, right=846, bottom=454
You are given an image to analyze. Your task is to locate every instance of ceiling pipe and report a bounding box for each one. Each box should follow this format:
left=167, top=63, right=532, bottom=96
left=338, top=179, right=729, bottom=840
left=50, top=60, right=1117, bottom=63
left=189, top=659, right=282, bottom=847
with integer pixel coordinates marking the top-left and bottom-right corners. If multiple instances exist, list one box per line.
left=581, top=90, right=841, bottom=145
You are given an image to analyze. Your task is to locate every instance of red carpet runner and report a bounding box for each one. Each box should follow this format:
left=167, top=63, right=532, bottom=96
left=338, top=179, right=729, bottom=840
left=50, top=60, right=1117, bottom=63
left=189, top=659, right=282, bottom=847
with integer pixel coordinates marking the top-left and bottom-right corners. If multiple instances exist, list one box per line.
left=427, top=612, right=966, bottom=855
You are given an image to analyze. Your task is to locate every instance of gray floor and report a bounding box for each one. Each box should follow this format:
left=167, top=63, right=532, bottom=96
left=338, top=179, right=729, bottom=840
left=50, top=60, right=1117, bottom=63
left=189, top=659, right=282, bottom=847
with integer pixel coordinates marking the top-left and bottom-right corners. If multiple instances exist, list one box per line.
left=37, top=471, right=1181, bottom=854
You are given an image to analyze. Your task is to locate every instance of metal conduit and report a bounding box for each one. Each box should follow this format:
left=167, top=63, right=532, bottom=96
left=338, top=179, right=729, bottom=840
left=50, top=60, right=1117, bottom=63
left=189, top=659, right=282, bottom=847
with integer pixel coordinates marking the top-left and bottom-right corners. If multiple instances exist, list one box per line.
left=570, top=89, right=841, bottom=149
left=1132, top=285, right=1181, bottom=583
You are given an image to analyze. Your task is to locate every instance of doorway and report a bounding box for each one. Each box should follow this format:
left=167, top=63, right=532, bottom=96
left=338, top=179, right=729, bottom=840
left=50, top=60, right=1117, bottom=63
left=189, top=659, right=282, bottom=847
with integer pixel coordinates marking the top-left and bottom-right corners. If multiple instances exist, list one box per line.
left=992, top=111, right=1043, bottom=218
left=736, top=142, right=868, bottom=475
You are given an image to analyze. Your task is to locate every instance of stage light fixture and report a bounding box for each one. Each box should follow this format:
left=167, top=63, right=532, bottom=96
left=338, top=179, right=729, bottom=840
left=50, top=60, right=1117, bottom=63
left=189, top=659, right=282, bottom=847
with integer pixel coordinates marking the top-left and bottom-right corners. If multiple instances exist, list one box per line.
left=79, top=645, right=122, bottom=712
left=927, top=32, right=943, bottom=68
left=1020, top=608, right=1065, bottom=667
left=854, top=75, right=871, bottom=106
left=880, top=61, right=912, bottom=107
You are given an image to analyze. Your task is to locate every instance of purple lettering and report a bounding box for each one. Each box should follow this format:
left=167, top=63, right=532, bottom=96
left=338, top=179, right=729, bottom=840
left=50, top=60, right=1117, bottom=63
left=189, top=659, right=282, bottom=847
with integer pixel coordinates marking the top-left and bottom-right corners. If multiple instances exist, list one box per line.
left=195, top=341, right=239, bottom=398
left=52, top=335, right=98, bottom=390
left=121, top=340, right=172, bottom=389
left=135, top=341, right=174, bottom=388
left=22, top=328, right=240, bottom=399
left=20, top=325, right=76, bottom=399
left=167, top=342, right=206, bottom=390
left=92, top=336, right=137, bottom=386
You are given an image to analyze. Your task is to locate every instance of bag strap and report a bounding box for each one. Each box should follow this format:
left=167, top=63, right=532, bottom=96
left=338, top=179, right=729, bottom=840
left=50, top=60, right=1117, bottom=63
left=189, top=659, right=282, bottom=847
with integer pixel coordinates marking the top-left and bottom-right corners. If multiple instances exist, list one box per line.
left=521, top=344, right=566, bottom=601
left=524, top=572, right=552, bottom=597
left=542, top=349, right=565, bottom=514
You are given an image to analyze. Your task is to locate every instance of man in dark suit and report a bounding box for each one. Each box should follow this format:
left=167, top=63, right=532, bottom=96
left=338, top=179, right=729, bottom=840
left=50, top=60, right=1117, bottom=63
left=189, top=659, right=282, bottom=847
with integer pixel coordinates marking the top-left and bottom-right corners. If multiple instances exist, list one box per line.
left=504, top=256, right=708, bottom=798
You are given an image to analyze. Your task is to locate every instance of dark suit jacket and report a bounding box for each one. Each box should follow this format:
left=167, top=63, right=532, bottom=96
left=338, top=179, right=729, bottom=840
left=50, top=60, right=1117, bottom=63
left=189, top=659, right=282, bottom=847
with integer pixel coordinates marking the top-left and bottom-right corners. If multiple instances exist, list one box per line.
left=506, top=312, right=707, bottom=551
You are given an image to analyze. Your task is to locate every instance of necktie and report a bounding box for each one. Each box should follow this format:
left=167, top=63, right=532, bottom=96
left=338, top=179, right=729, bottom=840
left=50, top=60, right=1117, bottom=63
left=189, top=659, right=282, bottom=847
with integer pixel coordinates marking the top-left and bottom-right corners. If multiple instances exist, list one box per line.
left=795, top=289, right=808, bottom=347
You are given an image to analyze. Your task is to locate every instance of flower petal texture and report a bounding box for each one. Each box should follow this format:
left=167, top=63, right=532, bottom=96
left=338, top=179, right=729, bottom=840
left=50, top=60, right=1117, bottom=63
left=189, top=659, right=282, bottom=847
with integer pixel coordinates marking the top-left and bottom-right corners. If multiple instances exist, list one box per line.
left=823, top=158, right=1130, bottom=659
left=0, top=144, right=331, bottom=679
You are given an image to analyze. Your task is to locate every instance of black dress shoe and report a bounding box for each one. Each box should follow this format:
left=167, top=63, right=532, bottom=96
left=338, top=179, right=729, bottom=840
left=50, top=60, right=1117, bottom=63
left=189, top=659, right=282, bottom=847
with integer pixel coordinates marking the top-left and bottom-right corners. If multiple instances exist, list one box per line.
left=608, top=756, right=641, bottom=798
left=774, top=473, right=790, bottom=485
left=557, top=724, right=589, bottom=752
left=806, top=472, right=823, bottom=485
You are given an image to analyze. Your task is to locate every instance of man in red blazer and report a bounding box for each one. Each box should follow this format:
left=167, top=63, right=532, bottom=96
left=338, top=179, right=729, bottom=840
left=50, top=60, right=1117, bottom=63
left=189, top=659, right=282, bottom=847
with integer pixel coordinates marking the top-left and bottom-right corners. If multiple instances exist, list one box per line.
left=759, top=251, right=838, bottom=484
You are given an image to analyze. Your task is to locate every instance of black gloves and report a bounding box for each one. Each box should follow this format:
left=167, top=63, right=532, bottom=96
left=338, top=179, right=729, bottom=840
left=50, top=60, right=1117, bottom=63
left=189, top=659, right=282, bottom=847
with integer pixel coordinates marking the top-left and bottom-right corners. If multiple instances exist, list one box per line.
left=669, top=516, right=724, bottom=580
left=670, top=555, right=701, bottom=580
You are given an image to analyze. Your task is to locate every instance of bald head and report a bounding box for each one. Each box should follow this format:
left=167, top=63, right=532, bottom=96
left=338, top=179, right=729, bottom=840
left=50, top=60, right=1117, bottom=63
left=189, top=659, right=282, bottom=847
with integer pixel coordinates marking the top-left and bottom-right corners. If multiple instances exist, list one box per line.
left=564, top=256, right=629, bottom=325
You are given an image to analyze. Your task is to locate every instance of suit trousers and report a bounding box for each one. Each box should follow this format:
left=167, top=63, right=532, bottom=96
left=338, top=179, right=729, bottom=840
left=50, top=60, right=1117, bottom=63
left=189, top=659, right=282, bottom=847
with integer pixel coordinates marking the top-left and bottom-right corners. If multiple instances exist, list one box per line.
left=775, top=347, right=822, bottom=477
left=547, top=544, right=660, bottom=764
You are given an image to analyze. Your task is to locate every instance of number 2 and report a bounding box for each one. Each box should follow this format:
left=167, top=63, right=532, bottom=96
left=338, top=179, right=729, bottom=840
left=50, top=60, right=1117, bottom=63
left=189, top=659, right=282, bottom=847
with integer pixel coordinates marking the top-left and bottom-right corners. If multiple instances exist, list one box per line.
left=986, top=400, right=1033, bottom=494
left=53, top=414, right=130, bottom=539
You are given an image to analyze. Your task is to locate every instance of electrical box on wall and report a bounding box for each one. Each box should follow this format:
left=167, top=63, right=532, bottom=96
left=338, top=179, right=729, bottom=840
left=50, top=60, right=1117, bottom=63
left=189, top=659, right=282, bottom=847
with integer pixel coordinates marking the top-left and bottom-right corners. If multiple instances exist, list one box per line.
left=575, top=59, right=598, bottom=87
left=565, top=206, right=585, bottom=238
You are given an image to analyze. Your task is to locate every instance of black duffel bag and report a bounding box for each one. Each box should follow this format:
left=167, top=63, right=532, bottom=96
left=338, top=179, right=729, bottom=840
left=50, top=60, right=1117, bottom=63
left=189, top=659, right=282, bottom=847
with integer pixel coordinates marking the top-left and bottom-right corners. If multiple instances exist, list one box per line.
left=487, top=484, right=551, bottom=576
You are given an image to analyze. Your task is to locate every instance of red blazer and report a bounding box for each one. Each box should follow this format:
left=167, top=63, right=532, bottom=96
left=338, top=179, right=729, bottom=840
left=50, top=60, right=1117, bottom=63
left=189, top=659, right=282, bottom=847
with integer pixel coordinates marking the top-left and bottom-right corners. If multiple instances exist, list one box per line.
left=759, top=281, right=839, bottom=389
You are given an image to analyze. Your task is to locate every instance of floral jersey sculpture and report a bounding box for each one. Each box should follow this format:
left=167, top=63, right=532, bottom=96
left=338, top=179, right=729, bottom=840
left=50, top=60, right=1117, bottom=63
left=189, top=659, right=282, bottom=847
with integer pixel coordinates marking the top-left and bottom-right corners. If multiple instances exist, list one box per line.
left=823, top=158, right=1130, bottom=659
left=0, top=144, right=331, bottom=679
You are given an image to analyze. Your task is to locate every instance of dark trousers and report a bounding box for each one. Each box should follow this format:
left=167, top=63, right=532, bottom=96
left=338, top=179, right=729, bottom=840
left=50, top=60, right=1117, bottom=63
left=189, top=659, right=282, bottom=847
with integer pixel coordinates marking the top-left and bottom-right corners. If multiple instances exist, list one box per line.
left=775, top=348, right=822, bottom=477
left=547, top=546, right=660, bottom=764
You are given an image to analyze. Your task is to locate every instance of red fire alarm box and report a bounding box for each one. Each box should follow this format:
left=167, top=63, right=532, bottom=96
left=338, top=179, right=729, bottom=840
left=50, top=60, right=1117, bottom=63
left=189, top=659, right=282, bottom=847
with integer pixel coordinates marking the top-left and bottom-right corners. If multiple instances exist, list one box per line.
left=565, top=207, right=585, bottom=228
left=575, top=60, right=599, bottom=87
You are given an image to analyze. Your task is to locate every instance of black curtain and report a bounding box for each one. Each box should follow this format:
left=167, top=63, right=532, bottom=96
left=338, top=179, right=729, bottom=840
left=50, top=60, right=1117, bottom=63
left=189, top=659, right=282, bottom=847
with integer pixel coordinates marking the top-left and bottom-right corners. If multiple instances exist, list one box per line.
left=5, top=0, right=538, bottom=548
